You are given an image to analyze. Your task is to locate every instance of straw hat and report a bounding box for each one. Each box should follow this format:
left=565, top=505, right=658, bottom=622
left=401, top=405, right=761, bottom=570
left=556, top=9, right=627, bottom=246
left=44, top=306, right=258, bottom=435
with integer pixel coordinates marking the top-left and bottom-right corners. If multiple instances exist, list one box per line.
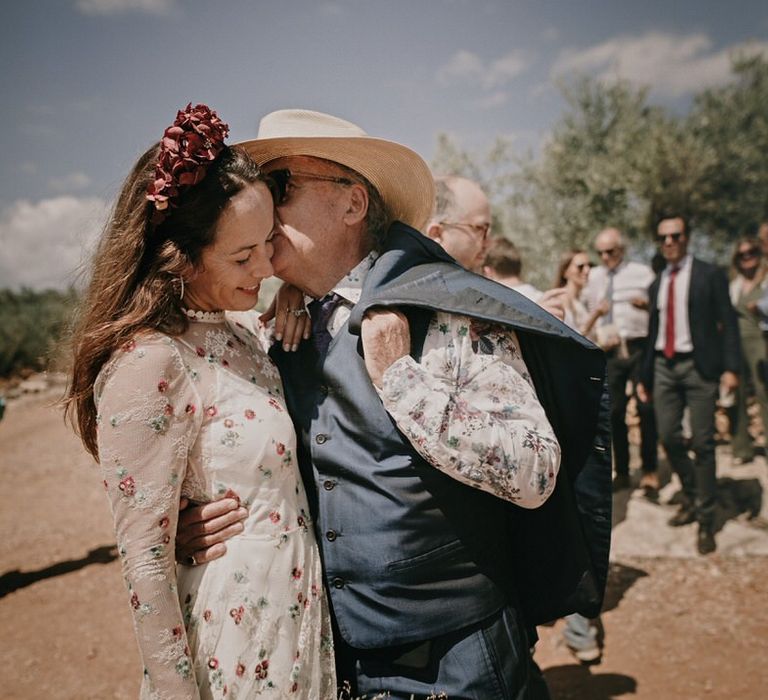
left=236, top=109, right=435, bottom=231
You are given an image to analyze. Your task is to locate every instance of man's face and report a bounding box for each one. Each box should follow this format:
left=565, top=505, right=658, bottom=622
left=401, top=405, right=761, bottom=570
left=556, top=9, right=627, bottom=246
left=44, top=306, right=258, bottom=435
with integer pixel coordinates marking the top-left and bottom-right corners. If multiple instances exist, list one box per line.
left=263, top=155, right=358, bottom=297
left=433, top=180, right=492, bottom=272
left=594, top=230, right=624, bottom=271
left=656, top=217, right=688, bottom=266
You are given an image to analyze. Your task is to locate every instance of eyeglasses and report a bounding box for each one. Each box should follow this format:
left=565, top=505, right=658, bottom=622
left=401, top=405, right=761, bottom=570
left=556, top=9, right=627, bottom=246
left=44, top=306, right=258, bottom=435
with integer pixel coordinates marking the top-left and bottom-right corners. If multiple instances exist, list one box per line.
left=596, top=247, right=618, bottom=257
left=737, top=248, right=760, bottom=261
left=656, top=231, right=685, bottom=243
left=439, top=221, right=492, bottom=240
left=264, top=168, right=355, bottom=205
left=574, top=262, right=591, bottom=271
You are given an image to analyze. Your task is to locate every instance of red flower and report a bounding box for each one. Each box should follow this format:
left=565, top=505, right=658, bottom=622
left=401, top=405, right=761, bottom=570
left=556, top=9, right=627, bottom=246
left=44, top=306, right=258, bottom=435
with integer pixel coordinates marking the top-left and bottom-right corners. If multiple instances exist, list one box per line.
left=196, top=346, right=206, bottom=357
left=254, top=660, right=269, bottom=679
left=203, top=609, right=212, bottom=622
left=229, top=606, right=244, bottom=624
left=276, top=442, right=285, bottom=456
left=118, top=476, right=135, bottom=496
left=235, top=662, right=245, bottom=677
left=269, top=511, right=281, bottom=524
left=130, top=592, right=139, bottom=609
left=163, top=403, right=174, bottom=416
left=224, top=418, right=234, bottom=428
left=185, top=404, right=196, bottom=415
left=122, top=339, right=136, bottom=352
left=291, top=567, right=302, bottom=580
left=146, top=104, right=229, bottom=225
left=244, top=409, right=255, bottom=420
left=172, top=626, right=182, bottom=638
left=159, top=516, right=169, bottom=529
left=208, top=657, right=219, bottom=669
left=157, top=379, right=168, bottom=393
left=205, top=405, right=217, bottom=417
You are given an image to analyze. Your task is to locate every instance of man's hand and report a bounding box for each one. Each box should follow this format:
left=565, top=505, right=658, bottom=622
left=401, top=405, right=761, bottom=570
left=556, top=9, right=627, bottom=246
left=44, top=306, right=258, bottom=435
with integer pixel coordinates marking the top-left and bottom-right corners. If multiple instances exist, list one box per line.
left=538, top=288, right=567, bottom=321
left=361, top=308, right=411, bottom=388
left=636, top=382, right=650, bottom=404
left=259, top=283, right=310, bottom=351
left=631, top=296, right=649, bottom=310
left=176, top=497, right=248, bottom=566
left=721, top=370, right=739, bottom=393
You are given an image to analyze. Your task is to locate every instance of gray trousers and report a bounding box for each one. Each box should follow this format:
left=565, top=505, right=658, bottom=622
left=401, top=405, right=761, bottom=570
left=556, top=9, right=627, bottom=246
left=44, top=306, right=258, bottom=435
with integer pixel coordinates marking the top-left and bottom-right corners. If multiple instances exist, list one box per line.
left=653, top=355, right=718, bottom=526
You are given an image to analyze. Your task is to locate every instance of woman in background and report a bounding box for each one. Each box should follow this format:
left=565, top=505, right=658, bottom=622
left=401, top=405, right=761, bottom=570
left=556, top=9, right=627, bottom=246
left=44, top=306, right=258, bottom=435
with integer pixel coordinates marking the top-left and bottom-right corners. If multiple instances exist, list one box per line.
left=729, top=236, right=768, bottom=464
left=554, top=248, right=606, bottom=340
left=65, top=104, right=335, bottom=699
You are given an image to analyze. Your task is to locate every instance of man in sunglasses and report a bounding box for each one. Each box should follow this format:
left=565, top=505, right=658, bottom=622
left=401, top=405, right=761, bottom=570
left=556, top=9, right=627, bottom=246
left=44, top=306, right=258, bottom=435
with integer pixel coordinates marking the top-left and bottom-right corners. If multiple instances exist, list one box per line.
left=176, top=109, right=612, bottom=699
left=638, top=215, right=740, bottom=555
left=585, top=228, right=659, bottom=495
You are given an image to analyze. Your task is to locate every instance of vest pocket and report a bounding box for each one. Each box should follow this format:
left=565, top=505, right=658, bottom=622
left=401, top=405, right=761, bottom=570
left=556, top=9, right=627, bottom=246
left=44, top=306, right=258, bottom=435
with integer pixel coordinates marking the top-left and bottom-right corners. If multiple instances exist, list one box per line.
left=386, top=538, right=468, bottom=578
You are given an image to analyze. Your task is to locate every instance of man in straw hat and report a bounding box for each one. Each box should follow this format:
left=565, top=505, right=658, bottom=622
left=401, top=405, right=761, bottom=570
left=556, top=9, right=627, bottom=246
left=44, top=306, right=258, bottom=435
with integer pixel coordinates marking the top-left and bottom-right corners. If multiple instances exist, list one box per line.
left=177, top=109, right=611, bottom=698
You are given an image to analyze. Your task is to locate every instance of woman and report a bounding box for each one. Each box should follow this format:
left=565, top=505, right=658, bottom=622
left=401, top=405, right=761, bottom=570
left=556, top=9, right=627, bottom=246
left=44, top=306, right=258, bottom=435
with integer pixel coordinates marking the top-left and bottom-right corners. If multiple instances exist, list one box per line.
left=554, top=248, right=606, bottom=339
left=728, top=236, right=768, bottom=464
left=65, top=104, right=335, bottom=699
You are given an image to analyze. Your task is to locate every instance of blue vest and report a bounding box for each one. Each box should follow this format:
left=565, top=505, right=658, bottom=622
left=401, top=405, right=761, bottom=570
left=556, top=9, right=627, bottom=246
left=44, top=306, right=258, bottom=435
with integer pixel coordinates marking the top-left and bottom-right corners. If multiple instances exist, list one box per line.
left=272, top=223, right=612, bottom=649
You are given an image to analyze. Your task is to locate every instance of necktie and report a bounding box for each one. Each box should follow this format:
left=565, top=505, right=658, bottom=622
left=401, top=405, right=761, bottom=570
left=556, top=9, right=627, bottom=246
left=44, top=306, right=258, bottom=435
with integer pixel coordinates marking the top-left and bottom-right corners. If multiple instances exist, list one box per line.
left=604, top=270, right=615, bottom=323
left=663, top=266, right=679, bottom=359
left=308, top=293, right=342, bottom=357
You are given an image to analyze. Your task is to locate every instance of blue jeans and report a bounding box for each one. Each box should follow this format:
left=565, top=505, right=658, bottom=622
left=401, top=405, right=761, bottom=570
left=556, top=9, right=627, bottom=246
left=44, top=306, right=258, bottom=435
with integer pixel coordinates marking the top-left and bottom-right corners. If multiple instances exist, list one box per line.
left=336, top=605, right=541, bottom=699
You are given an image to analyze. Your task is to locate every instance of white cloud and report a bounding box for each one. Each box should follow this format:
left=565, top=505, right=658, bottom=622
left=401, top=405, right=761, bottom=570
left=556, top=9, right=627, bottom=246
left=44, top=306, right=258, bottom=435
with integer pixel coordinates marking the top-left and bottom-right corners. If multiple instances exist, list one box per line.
left=552, top=32, right=768, bottom=98
left=75, top=0, right=175, bottom=16
left=0, top=196, right=108, bottom=290
left=438, top=49, right=530, bottom=90
left=48, top=171, right=92, bottom=193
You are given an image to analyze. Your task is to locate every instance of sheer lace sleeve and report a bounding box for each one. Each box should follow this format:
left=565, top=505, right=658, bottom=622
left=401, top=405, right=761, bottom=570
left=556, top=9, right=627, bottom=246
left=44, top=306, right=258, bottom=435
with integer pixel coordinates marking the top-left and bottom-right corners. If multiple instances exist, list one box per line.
left=95, top=334, right=203, bottom=699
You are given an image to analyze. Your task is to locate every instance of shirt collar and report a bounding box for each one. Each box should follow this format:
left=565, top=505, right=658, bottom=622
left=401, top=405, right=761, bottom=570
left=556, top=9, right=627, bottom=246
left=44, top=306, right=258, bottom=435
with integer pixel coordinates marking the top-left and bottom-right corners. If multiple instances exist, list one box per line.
left=325, top=250, right=379, bottom=305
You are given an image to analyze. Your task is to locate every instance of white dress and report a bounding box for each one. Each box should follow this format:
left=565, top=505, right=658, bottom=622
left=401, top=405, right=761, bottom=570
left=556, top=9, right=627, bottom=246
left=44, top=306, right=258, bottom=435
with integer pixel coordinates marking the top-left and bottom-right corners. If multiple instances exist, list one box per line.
left=94, top=314, right=335, bottom=700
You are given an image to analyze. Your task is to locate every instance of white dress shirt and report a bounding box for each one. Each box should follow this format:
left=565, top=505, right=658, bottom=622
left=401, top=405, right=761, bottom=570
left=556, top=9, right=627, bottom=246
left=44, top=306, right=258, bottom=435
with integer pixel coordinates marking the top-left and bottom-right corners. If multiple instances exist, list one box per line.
left=586, top=259, right=655, bottom=340
left=654, top=254, right=693, bottom=353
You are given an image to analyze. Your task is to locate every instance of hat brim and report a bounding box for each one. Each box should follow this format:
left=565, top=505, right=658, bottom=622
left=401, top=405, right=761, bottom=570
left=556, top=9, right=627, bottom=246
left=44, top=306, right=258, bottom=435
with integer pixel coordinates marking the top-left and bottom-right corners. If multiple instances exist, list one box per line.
left=236, top=136, right=435, bottom=231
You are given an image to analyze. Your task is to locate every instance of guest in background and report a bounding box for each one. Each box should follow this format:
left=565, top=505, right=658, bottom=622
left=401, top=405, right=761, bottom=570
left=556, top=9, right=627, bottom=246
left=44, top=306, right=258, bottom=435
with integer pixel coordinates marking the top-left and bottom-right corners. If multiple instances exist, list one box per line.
left=585, top=228, right=659, bottom=494
left=728, top=236, right=768, bottom=464
left=554, top=249, right=605, bottom=340
left=483, top=237, right=543, bottom=301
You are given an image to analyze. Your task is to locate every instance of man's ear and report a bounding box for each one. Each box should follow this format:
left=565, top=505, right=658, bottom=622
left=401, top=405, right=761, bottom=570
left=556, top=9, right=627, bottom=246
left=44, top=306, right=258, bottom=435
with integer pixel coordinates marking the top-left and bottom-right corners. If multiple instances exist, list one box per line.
left=425, top=222, right=442, bottom=242
left=342, top=183, right=368, bottom=226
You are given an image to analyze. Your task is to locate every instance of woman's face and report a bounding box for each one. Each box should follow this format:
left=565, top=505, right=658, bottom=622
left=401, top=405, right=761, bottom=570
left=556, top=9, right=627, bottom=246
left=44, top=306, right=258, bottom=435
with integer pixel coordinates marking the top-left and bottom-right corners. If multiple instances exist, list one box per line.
left=736, top=242, right=761, bottom=274
left=565, top=252, right=591, bottom=288
left=184, top=182, right=276, bottom=312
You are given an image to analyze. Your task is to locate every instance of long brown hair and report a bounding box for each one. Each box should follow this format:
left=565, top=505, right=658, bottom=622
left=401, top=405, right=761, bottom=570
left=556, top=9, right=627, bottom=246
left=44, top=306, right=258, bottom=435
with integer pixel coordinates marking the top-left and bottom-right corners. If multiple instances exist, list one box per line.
left=730, top=236, right=765, bottom=282
left=554, top=248, right=586, bottom=289
left=65, top=143, right=265, bottom=459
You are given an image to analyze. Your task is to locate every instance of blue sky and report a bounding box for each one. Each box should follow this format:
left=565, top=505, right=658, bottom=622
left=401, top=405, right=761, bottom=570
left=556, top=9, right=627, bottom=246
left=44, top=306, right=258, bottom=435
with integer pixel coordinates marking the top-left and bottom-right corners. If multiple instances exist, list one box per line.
left=1, top=0, right=767, bottom=289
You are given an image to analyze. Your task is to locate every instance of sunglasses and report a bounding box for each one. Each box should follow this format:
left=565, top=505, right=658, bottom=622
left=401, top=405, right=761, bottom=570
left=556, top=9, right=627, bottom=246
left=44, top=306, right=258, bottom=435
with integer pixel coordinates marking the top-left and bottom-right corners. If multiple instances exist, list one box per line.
left=656, top=231, right=685, bottom=243
left=574, top=262, right=591, bottom=271
left=264, top=168, right=355, bottom=205
left=737, top=248, right=760, bottom=261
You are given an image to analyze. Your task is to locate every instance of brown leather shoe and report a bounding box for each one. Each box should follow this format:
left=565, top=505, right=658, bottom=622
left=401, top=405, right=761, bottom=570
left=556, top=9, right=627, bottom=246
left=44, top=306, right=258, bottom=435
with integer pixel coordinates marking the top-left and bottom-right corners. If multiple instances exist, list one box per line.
left=668, top=505, right=696, bottom=527
left=697, top=527, right=716, bottom=555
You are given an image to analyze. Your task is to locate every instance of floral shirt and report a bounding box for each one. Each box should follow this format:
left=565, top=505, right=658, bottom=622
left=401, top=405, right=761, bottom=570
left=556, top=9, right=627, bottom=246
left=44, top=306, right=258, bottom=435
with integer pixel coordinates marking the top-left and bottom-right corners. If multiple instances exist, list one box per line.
left=325, top=254, right=561, bottom=509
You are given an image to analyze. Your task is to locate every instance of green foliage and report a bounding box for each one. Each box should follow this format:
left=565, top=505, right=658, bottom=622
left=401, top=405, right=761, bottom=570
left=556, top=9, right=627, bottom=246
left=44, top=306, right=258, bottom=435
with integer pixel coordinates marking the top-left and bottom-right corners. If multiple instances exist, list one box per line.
left=0, top=288, right=79, bottom=377
left=431, top=53, right=768, bottom=287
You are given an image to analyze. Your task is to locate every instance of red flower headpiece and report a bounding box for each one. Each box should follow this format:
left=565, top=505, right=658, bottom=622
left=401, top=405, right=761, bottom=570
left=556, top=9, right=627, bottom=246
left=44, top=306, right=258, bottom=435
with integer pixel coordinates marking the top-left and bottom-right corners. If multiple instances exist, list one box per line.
left=146, top=103, right=230, bottom=226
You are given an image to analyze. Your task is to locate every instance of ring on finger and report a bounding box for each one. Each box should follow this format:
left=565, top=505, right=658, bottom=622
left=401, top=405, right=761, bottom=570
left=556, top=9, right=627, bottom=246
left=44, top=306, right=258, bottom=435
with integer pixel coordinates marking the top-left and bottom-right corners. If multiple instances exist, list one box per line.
left=288, top=308, right=307, bottom=318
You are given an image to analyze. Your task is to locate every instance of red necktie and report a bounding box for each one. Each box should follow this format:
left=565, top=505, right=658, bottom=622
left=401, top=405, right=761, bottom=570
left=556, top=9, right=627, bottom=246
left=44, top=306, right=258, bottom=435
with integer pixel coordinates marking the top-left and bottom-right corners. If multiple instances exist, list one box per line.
left=663, top=266, right=679, bottom=359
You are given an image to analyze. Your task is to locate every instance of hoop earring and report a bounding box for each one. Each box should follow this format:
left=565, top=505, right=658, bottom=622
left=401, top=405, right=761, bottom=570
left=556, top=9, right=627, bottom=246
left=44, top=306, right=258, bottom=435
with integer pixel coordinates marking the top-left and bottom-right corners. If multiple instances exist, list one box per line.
left=178, top=277, right=185, bottom=301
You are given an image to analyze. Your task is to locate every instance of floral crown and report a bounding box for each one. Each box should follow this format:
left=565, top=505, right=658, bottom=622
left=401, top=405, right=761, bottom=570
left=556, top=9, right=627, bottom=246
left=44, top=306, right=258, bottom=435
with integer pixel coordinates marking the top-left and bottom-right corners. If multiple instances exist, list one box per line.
left=146, top=103, right=230, bottom=226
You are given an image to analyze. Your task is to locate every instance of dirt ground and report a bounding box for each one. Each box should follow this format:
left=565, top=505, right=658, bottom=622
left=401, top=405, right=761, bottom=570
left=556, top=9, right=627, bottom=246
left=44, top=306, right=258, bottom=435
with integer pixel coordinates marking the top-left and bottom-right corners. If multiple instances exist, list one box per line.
left=1, top=390, right=767, bottom=699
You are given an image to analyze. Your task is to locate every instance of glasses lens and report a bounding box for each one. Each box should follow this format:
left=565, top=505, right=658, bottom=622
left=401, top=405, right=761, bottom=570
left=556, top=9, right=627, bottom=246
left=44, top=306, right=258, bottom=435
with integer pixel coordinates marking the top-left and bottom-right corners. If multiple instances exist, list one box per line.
left=264, top=169, right=290, bottom=205
left=657, top=232, right=683, bottom=243
left=739, top=249, right=758, bottom=260
left=597, top=248, right=615, bottom=256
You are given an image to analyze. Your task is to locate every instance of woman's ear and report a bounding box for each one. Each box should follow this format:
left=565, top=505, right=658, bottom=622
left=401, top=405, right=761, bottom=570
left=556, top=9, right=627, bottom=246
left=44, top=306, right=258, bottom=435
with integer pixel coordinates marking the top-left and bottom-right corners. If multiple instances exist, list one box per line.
left=342, top=183, right=369, bottom=226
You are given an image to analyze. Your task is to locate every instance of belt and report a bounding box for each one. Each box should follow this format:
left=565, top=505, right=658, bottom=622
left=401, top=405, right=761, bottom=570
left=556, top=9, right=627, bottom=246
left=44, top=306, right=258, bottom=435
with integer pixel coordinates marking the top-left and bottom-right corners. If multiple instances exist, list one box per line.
left=655, top=351, right=693, bottom=361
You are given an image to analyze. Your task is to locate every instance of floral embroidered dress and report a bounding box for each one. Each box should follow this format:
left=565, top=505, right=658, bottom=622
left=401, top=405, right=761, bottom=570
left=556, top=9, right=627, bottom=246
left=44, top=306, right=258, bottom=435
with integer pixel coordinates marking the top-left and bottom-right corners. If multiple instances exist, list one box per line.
left=94, top=314, right=335, bottom=700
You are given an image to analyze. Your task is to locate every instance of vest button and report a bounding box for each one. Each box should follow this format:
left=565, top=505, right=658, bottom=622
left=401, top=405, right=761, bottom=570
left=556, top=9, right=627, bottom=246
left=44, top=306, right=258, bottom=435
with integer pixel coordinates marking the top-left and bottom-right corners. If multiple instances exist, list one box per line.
left=315, top=433, right=329, bottom=445
left=325, top=530, right=337, bottom=542
left=332, top=577, right=345, bottom=589
left=323, top=480, right=336, bottom=491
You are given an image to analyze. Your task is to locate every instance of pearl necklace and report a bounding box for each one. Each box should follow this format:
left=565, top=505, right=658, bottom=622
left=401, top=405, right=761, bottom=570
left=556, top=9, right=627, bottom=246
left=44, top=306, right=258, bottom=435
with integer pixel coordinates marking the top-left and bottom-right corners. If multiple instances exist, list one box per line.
left=183, top=308, right=225, bottom=323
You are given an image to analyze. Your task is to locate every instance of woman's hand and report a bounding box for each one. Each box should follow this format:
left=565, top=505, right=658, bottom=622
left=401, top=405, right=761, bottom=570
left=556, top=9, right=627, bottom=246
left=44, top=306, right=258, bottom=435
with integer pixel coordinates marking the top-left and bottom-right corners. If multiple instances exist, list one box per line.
left=361, top=308, right=411, bottom=388
left=259, top=283, right=310, bottom=351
